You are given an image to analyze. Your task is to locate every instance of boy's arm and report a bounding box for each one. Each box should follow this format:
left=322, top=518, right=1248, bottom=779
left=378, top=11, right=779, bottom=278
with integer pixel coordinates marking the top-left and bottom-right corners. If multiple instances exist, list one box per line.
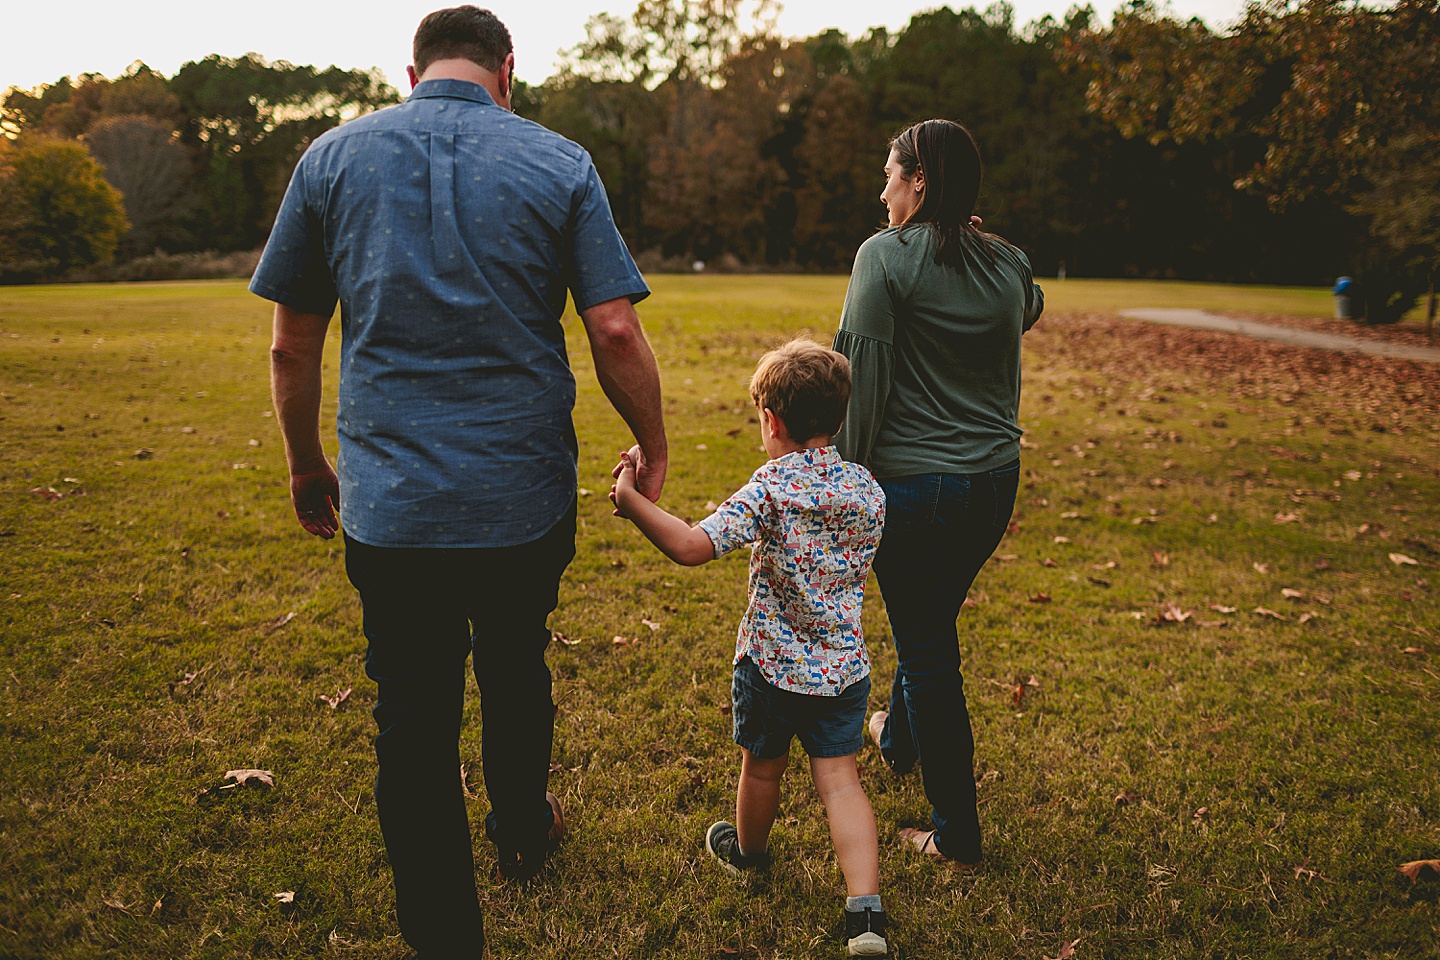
left=612, top=450, right=715, bottom=566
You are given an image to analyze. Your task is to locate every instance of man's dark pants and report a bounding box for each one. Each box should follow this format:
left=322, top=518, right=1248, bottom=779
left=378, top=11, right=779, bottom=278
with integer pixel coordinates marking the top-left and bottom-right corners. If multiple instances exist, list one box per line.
left=344, top=504, right=576, bottom=958
left=871, top=463, right=1020, bottom=864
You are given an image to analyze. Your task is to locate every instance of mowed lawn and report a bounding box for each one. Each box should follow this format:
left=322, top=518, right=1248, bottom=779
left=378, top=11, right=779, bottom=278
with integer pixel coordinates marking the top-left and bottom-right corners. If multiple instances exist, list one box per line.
left=1, top=276, right=1438, bottom=960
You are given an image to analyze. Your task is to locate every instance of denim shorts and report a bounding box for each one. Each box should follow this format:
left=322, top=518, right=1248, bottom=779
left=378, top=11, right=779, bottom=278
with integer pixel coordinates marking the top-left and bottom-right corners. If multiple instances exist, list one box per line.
left=731, top=656, right=870, bottom=759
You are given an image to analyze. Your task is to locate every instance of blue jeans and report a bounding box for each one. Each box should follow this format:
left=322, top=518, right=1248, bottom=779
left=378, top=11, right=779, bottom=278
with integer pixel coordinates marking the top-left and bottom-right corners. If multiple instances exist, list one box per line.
left=872, top=463, right=1019, bottom=863
left=343, top=503, right=575, bottom=959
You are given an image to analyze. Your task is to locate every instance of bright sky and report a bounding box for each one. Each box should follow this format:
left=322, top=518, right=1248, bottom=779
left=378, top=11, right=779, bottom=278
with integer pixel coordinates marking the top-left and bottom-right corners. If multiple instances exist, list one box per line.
left=4, top=0, right=1248, bottom=94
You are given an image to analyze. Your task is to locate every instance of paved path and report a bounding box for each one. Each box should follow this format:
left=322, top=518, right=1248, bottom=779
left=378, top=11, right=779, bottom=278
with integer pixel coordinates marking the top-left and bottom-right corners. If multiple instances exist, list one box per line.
left=1120, top=308, right=1440, bottom=364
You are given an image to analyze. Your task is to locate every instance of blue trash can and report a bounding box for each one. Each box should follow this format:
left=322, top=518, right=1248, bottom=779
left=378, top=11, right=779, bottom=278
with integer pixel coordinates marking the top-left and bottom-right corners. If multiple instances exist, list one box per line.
left=1333, top=277, right=1356, bottom=320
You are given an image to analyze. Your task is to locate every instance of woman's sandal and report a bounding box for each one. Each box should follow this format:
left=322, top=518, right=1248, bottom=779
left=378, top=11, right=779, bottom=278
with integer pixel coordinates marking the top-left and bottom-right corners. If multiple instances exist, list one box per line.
left=867, top=711, right=888, bottom=750
left=897, top=828, right=982, bottom=873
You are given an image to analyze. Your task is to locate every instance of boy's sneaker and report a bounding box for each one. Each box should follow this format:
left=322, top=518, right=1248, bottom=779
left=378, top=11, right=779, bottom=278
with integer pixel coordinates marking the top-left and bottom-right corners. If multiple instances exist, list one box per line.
left=704, top=821, right=771, bottom=875
left=843, top=906, right=888, bottom=956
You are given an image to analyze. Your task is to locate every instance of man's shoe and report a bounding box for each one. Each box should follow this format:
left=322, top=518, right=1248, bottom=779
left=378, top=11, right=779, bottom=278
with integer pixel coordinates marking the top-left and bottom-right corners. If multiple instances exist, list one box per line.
left=843, top=906, right=888, bottom=956
left=704, top=821, right=770, bottom=876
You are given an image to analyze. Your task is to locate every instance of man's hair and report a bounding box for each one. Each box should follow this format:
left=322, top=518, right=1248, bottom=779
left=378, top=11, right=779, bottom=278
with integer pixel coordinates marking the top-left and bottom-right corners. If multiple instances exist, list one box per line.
left=413, top=6, right=513, bottom=75
left=749, top=339, right=852, bottom=442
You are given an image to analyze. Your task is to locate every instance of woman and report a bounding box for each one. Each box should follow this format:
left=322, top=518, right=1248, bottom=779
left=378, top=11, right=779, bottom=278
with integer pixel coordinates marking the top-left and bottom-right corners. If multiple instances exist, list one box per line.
left=833, top=119, right=1043, bottom=867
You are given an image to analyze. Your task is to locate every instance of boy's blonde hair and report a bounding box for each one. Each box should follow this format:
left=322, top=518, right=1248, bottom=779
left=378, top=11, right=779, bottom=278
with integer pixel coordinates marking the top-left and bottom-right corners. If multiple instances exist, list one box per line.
left=748, top=338, right=852, bottom=442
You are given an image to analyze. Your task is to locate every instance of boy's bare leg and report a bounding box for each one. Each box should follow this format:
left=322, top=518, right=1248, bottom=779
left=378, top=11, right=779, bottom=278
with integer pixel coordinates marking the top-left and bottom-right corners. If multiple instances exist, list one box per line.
left=811, top=754, right=880, bottom=897
left=736, top=748, right=788, bottom=856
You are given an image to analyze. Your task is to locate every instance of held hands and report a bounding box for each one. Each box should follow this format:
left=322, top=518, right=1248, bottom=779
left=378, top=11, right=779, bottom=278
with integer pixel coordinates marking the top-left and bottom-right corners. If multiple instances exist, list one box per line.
left=610, top=443, right=664, bottom=518
left=290, top=460, right=340, bottom=539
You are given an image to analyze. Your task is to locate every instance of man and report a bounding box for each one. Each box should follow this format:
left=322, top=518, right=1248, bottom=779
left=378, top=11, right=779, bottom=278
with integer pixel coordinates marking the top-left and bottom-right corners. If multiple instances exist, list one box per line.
left=250, top=7, right=667, bottom=957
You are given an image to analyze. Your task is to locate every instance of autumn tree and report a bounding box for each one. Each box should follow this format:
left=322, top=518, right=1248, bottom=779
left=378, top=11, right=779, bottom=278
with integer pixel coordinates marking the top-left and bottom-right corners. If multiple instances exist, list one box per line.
left=1069, top=0, right=1440, bottom=322
left=1, top=139, right=128, bottom=276
left=168, top=54, right=399, bottom=251
left=85, top=115, right=193, bottom=256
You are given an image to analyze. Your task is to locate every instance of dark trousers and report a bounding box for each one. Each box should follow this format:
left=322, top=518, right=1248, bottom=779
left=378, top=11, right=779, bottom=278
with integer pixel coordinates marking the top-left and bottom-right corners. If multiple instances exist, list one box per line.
left=343, top=504, right=576, bottom=959
left=872, top=463, right=1019, bottom=863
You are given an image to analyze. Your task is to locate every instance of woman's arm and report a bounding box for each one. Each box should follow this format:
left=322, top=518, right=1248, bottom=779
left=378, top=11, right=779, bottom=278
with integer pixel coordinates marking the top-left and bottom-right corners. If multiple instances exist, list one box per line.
left=832, top=241, right=897, bottom=466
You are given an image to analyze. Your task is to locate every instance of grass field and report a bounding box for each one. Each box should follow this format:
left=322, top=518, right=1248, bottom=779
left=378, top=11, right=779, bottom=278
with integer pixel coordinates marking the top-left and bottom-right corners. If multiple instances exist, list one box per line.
left=1, top=276, right=1438, bottom=959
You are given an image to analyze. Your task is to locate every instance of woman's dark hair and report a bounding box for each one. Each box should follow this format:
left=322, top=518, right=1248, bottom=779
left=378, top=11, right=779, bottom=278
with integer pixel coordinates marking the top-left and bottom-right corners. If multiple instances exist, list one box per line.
left=890, top=119, right=997, bottom=266
left=413, top=6, right=512, bottom=75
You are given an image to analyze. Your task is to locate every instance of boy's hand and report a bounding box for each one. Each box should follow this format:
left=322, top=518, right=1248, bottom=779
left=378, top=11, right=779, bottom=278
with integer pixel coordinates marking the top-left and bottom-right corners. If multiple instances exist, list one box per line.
left=609, top=446, right=640, bottom=518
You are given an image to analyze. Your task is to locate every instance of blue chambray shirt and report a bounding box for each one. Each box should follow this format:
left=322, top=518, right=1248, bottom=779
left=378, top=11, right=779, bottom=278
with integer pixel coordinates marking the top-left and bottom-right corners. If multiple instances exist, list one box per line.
left=250, top=79, right=650, bottom=548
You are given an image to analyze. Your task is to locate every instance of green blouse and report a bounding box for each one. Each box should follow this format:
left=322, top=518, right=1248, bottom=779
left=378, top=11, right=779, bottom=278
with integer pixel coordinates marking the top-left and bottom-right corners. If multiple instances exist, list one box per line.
left=832, top=225, right=1043, bottom=478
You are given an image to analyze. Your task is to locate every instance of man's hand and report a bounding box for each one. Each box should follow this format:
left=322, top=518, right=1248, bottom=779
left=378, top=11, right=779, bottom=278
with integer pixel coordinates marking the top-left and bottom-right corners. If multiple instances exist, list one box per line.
left=291, top=460, right=340, bottom=539
left=612, top=442, right=665, bottom=504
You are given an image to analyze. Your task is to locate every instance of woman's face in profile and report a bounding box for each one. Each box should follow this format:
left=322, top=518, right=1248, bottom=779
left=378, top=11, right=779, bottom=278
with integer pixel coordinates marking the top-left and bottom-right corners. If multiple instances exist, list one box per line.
left=881, top=148, right=923, bottom=226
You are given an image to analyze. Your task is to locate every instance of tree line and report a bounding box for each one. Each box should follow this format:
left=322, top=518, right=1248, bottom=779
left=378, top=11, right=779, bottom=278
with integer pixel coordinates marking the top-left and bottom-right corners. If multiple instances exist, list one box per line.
left=2, top=0, right=1435, bottom=320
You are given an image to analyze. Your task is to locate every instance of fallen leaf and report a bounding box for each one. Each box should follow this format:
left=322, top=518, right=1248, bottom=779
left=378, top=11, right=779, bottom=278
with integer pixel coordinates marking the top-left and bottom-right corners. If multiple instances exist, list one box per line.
left=274, top=891, right=295, bottom=904
left=1087, top=576, right=1112, bottom=587
left=1294, top=864, right=1319, bottom=882
left=1157, top=602, right=1192, bottom=623
left=1114, top=790, right=1139, bottom=806
left=103, top=897, right=131, bottom=913
left=1274, top=512, right=1301, bottom=524
left=1402, top=646, right=1423, bottom=655
left=1253, top=562, right=1270, bottom=574
left=133, top=448, right=154, bottom=460
left=1253, top=607, right=1289, bottom=620
left=319, top=687, right=352, bottom=710
left=264, top=612, right=296, bottom=633
left=1010, top=683, right=1025, bottom=706
left=1193, top=806, right=1208, bottom=820
left=1060, top=511, right=1089, bottom=520
left=1390, top=553, right=1419, bottom=566
left=1053, top=535, right=1072, bottom=543
left=577, top=488, right=593, bottom=497
left=1029, top=593, right=1053, bottom=604
left=225, top=769, right=275, bottom=788
left=1149, top=477, right=1169, bottom=487
left=1314, top=557, right=1331, bottom=570
left=1210, top=604, right=1238, bottom=613
left=704, top=500, right=719, bottom=511
left=641, top=618, right=661, bottom=631
left=611, top=635, right=631, bottom=646
left=1042, top=557, right=1059, bottom=567
left=552, top=631, right=583, bottom=646
left=1397, top=860, right=1440, bottom=883
left=1025, top=675, right=1041, bottom=687
left=1299, top=613, right=1318, bottom=624
left=1131, top=516, right=1158, bottom=525
left=695, top=443, right=708, bottom=450
left=1093, top=560, right=1118, bottom=570
left=718, top=701, right=732, bottom=715
left=29, top=486, right=63, bottom=501
left=1281, top=588, right=1305, bottom=600
left=996, top=554, right=1019, bottom=562
left=1343, top=470, right=1362, bottom=481
left=1044, top=938, right=1080, bottom=960
left=1152, top=551, right=1170, bottom=567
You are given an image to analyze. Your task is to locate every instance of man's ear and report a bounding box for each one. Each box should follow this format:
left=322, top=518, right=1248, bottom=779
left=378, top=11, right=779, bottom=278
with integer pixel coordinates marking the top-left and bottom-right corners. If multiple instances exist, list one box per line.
left=501, top=53, right=516, bottom=99
left=406, top=64, right=419, bottom=89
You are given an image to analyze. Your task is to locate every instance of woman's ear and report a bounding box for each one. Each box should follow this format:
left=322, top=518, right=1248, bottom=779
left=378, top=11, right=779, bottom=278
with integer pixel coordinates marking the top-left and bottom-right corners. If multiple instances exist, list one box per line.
left=913, top=166, right=925, bottom=193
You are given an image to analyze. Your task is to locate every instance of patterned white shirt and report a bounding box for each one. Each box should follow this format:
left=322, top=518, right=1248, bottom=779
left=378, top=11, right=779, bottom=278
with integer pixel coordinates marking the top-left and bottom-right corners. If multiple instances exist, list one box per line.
left=698, top=445, right=886, bottom=696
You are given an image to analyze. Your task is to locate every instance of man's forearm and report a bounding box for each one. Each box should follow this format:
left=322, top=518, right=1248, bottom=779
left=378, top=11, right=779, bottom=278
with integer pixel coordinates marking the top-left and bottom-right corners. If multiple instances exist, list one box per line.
left=269, top=304, right=332, bottom=471
left=581, top=299, right=667, bottom=461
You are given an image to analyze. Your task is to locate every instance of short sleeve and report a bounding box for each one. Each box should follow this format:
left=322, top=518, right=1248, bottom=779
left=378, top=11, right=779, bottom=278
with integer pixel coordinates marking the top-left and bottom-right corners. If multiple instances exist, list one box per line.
left=697, top=478, right=769, bottom=559
left=248, top=154, right=339, bottom=316
left=566, top=153, right=650, bottom=311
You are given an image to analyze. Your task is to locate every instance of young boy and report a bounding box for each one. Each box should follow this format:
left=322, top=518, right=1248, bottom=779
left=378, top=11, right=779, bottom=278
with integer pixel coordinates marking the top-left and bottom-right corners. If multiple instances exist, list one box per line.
left=610, top=339, right=890, bottom=956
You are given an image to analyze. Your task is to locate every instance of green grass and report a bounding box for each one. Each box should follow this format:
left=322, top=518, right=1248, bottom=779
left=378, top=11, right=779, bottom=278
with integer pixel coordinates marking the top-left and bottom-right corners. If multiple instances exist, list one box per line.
left=1, top=277, right=1438, bottom=959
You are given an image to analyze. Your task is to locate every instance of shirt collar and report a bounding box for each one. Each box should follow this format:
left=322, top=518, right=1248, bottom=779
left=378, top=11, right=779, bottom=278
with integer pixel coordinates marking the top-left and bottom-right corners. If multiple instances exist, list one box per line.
left=407, top=79, right=498, bottom=107
left=779, top=445, right=841, bottom=468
